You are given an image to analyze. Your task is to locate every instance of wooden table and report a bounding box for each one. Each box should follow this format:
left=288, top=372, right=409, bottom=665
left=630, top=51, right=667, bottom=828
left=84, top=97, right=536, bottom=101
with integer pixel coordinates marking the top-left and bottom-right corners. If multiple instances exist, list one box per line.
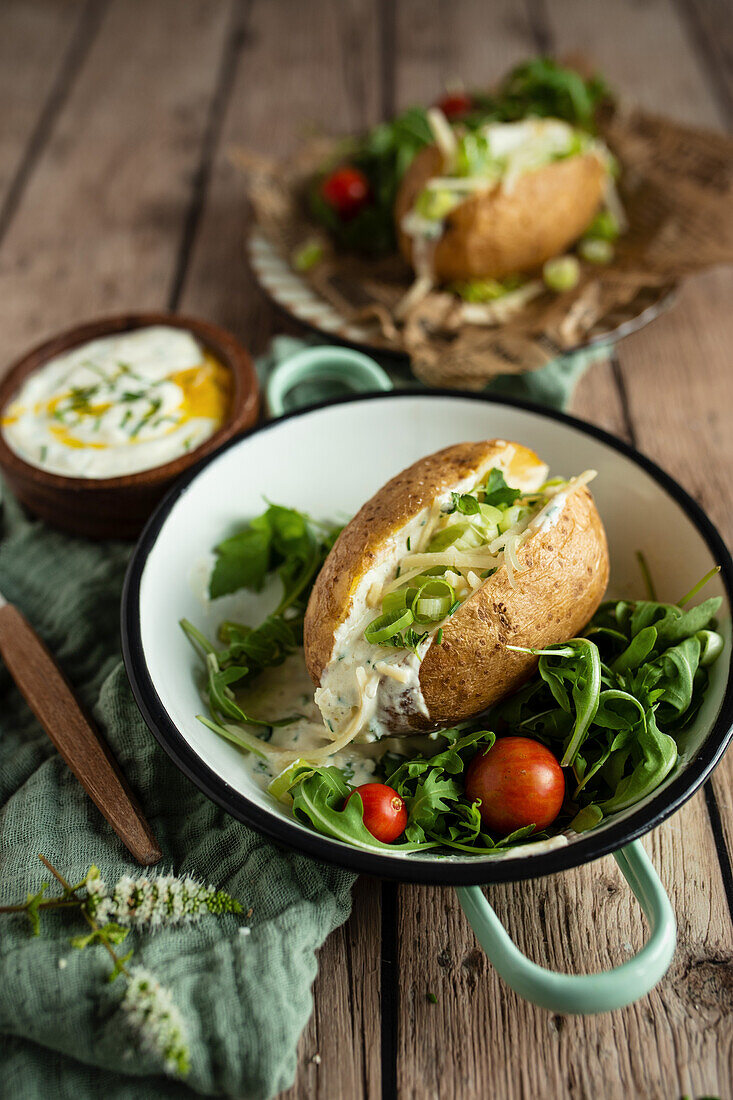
left=3, top=2, right=732, bottom=1096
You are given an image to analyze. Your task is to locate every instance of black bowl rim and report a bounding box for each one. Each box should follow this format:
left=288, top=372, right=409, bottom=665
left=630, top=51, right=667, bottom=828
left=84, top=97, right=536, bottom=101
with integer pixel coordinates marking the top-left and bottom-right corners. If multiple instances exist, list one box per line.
left=121, top=389, right=733, bottom=885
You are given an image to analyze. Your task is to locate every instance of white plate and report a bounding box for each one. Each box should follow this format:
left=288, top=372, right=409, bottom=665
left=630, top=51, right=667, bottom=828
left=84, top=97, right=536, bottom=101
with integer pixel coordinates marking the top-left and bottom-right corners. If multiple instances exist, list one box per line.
left=122, top=393, right=733, bottom=884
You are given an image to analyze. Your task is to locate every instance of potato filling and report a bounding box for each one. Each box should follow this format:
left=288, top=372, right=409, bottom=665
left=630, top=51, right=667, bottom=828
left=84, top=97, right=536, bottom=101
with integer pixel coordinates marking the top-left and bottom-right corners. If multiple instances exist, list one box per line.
left=362, top=466, right=595, bottom=653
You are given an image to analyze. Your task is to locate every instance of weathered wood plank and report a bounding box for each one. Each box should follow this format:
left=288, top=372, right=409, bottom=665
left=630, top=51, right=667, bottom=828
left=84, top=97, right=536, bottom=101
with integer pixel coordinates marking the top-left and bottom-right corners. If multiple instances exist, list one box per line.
left=397, top=824, right=733, bottom=1100
left=175, top=5, right=385, bottom=1097
left=0, top=0, right=233, bottom=368
left=177, top=0, right=383, bottom=355
left=677, top=0, right=733, bottom=122
left=393, top=2, right=733, bottom=1098
left=281, top=877, right=383, bottom=1100
left=0, top=0, right=92, bottom=216
left=546, top=0, right=733, bottom=912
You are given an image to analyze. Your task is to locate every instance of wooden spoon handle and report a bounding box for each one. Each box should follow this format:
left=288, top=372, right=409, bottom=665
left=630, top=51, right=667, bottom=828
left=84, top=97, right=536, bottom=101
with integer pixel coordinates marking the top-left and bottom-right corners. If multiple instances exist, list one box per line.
left=0, top=603, right=162, bottom=865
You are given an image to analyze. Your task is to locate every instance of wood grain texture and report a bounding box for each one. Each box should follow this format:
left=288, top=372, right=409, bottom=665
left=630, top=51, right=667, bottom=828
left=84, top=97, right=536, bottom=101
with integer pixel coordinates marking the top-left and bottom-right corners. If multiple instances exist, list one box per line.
left=0, top=0, right=92, bottom=215
left=0, top=603, right=161, bottom=864
left=281, top=877, right=383, bottom=1100
left=393, top=2, right=733, bottom=1099
left=0, top=0, right=233, bottom=371
left=545, top=0, right=733, bottom=936
left=177, top=0, right=382, bottom=353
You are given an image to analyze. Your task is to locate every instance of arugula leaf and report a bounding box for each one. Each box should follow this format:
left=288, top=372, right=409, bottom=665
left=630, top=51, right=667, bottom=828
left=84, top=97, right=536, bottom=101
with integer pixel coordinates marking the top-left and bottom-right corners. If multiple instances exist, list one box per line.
left=183, top=505, right=340, bottom=729
left=405, top=772, right=462, bottom=837
left=289, top=768, right=432, bottom=852
left=209, top=504, right=339, bottom=603
left=598, top=712, right=677, bottom=814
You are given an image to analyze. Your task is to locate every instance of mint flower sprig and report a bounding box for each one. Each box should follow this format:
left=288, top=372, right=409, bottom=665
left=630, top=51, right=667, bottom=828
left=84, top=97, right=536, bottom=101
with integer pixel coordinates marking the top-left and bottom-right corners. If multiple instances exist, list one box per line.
left=0, top=855, right=245, bottom=1078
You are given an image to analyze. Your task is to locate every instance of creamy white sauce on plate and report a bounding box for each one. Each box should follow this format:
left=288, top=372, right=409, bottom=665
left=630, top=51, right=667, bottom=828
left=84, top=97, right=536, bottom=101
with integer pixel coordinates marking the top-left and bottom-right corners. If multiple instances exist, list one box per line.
left=2, top=326, right=231, bottom=478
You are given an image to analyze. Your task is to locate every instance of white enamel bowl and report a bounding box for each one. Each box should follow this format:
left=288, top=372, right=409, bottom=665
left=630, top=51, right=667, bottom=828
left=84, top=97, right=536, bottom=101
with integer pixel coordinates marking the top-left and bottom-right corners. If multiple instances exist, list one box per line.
left=122, top=392, right=733, bottom=1013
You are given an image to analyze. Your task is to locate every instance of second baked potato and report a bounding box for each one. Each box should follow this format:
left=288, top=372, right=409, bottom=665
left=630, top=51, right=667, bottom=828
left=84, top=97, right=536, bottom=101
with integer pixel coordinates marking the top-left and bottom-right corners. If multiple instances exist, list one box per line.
left=395, top=118, right=610, bottom=282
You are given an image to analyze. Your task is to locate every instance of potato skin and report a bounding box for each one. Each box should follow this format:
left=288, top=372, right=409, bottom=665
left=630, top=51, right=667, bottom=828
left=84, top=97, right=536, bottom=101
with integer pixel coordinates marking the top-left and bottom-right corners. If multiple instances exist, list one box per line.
left=412, top=485, right=609, bottom=729
left=304, top=440, right=548, bottom=684
left=395, top=144, right=606, bottom=281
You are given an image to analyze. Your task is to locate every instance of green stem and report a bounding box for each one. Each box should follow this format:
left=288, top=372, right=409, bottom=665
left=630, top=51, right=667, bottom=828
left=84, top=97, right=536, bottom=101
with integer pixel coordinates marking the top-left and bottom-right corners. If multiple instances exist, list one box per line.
left=37, top=855, right=132, bottom=980
left=677, top=565, right=720, bottom=608
left=0, top=899, right=80, bottom=914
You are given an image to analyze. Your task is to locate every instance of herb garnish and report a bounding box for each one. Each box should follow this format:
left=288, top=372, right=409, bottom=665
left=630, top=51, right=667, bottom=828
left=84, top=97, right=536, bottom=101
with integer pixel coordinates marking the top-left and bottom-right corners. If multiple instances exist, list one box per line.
left=182, top=504, right=341, bottom=728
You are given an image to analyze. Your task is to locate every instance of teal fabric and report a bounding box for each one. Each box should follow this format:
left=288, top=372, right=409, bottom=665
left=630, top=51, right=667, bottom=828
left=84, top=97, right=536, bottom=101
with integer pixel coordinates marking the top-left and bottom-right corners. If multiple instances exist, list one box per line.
left=258, top=336, right=612, bottom=413
left=0, top=490, right=355, bottom=1099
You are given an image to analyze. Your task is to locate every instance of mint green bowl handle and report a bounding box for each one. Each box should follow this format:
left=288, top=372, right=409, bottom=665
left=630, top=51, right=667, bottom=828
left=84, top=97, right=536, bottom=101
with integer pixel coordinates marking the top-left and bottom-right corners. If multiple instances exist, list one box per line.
left=455, top=840, right=675, bottom=1014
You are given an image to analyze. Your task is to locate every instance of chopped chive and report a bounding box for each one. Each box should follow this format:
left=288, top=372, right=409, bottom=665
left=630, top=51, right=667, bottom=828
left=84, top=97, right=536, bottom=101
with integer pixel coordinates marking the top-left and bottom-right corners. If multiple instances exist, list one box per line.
left=435, top=628, right=443, bottom=645
left=448, top=600, right=460, bottom=616
left=427, top=992, right=438, bottom=1004
left=39, top=445, right=48, bottom=463
left=407, top=537, right=411, bottom=550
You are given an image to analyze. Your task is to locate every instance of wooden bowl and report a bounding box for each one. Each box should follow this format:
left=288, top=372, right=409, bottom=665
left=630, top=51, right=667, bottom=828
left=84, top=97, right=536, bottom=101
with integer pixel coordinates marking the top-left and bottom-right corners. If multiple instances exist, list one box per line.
left=0, top=312, right=260, bottom=538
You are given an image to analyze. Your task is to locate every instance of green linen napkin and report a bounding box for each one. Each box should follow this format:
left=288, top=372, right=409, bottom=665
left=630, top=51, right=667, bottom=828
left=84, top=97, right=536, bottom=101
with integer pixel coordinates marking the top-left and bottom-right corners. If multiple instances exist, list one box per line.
left=256, top=335, right=612, bottom=413
left=0, top=489, right=354, bottom=1099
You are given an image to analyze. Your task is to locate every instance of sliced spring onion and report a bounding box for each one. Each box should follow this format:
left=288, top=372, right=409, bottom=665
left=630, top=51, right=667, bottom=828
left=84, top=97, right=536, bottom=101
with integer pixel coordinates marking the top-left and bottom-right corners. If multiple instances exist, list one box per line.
left=414, top=596, right=451, bottom=622
left=409, top=577, right=455, bottom=623
left=427, top=526, right=465, bottom=552
left=364, top=606, right=414, bottom=644
left=382, top=589, right=409, bottom=615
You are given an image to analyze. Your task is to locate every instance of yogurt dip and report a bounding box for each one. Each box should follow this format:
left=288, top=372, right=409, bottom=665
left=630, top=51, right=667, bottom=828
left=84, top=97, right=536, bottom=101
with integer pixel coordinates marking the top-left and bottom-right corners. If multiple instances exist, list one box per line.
left=1, top=325, right=231, bottom=478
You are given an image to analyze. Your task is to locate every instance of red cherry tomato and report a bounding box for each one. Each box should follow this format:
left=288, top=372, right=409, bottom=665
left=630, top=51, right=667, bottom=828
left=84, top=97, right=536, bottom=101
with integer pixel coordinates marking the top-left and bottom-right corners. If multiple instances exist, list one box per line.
left=346, top=783, right=407, bottom=843
left=435, top=91, right=473, bottom=119
left=465, top=737, right=565, bottom=834
left=321, top=166, right=371, bottom=220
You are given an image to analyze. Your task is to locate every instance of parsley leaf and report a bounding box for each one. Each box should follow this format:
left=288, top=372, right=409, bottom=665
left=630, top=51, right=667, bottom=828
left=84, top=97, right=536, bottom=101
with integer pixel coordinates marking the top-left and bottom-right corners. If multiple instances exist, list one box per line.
left=481, top=468, right=523, bottom=508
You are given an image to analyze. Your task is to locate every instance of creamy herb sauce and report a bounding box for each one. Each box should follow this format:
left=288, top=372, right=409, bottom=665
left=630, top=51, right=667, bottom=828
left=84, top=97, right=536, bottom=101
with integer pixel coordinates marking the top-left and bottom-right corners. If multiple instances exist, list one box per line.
left=2, top=326, right=231, bottom=477
left=238, top=653, right=397, bottom=791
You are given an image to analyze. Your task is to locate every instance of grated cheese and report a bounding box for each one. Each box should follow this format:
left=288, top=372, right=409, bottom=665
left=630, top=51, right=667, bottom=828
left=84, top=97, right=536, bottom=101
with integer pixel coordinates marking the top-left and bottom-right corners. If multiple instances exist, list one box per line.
left=375, top=661, right=412, bottom=684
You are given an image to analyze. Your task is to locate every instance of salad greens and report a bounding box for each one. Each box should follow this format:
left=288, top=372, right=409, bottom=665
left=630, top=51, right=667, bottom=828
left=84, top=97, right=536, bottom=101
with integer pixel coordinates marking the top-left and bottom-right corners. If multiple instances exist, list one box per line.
left=310, top=59, right=609, bottom=254
left=287, top=730, right=540, bottom=855
left=183, top=502, right=725, bottom=858
left=495, top=589, right=724, bottom=824
left=181, top=504, right=340, bottom=727
left=288, top=577, right=723, bottom=854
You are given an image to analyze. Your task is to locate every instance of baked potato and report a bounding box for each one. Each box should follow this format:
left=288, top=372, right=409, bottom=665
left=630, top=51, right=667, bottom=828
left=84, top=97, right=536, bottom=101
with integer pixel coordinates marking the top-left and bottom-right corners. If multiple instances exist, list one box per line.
left=395, top=119, right=608, bottom=282
left=304, top=440, right=609, bottom=743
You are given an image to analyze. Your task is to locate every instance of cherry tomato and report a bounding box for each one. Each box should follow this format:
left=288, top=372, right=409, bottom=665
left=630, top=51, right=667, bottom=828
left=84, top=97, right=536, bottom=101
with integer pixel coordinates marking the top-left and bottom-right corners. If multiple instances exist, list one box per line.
left=465, top=737, right=565, bottom=834
left=346, top=783, right=407, bottom=843
left=435, top=91, right=473, bottom=119
left=321, top=166, right=371, bottom=220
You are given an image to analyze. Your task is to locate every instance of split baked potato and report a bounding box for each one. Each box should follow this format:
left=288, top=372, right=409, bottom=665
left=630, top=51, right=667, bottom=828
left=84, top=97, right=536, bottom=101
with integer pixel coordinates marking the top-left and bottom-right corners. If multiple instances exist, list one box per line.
left=304, top=440, right=609, bottom=740
left=396, top=145, right=606, bottom=282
